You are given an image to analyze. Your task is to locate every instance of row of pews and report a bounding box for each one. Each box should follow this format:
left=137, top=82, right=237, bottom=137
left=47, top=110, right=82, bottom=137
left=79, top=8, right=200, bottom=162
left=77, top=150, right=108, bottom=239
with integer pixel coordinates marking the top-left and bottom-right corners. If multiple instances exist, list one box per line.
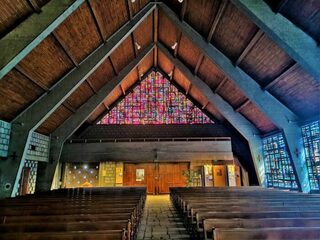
left=170, top=187, right=320, bottom=240
left=0, top=187, right=146, bottom=240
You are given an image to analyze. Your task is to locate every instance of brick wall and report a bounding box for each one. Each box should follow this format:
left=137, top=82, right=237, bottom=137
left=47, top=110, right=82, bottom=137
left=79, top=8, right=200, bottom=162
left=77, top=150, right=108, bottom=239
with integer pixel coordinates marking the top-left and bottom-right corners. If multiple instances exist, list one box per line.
left=26, top=132, right=50, bottom=162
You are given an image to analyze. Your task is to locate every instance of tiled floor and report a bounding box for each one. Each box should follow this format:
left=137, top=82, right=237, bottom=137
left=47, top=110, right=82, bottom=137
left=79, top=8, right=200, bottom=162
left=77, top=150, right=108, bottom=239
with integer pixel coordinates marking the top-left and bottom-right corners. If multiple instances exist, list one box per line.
left=137, top=195, right=190, bottom=240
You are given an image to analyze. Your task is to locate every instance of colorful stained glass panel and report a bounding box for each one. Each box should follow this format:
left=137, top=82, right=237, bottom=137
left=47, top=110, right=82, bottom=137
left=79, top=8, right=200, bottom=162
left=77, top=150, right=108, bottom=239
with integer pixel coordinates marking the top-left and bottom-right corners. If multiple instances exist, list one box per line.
left=98, top=72, right=213, bottom=125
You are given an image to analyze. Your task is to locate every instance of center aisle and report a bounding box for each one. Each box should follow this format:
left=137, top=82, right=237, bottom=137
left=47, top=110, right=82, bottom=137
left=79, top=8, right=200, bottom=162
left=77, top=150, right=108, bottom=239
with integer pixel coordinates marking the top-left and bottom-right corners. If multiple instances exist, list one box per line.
left=137, top=195, right=190, bottom=240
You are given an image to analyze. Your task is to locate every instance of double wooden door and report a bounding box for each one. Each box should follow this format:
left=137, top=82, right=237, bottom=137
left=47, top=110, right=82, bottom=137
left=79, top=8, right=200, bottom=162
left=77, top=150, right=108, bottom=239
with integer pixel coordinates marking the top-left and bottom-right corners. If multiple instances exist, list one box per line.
left=123, top=163, right=188, bottom=194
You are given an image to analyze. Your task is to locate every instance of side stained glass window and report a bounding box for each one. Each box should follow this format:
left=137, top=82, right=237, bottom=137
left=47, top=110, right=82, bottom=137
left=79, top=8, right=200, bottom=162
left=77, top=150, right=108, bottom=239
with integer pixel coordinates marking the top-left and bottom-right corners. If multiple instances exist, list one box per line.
left=263, top=132, right=298, bottom=190
left=302, top=121, right=320, bottom=191
left=98, top=72, right=213, bottom=125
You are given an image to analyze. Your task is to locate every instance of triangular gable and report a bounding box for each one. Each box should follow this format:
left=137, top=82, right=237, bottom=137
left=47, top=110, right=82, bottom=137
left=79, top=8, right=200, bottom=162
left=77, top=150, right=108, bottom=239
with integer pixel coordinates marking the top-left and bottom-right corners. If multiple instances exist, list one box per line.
left=97, top=72, right=213, bottom=125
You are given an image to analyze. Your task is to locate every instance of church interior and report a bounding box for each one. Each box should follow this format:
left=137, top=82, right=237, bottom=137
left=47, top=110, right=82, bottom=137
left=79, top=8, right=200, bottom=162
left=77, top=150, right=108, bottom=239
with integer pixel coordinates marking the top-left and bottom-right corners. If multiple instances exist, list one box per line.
left=0, top=0, right=319, bottom=239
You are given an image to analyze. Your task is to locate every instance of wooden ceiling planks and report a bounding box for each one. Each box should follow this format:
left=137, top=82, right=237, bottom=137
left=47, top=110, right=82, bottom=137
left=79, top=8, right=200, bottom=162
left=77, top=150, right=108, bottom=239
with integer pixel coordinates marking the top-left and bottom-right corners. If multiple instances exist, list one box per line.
left=184, top=0, right=221, bottom=38
left=130, top=0, right=150, bottom=16
left=133, top=14, right=153, bottom=51
left=268, top=66, right=320, bottom=118
left=216, top=80, right=247, bottom=109
left=0, top=0, right=33, bottom=37
left=189, top=85, right=208, bottom=108
left=88, top=0, right=129, bottom=41
left=121, top=68, right=139, bottom=92
left=158, top=50, right=174, bottom=74
left=86, top=58, right=115, bottom=92
left=197, top=56, right=225, bottom=90
left=211, top=2, right=259, bottom=62
left=177, top=35, right=202, bottom=71
left=239, top=102, right=277, bottom=133
left=36, top=105, right=73, bottom=135
left=110, top=36, right=135, bottom=73
left=173, top=68, right=190, bottom=92
left=16, top=35, right=74, bottom=89
left=239, top=34, right=295, bottom=85
left=139, top=51, right=154, bottom=76
left=52, top=1, right=102, bottom=64
left=158, top=9, right=179, bottom=49
left=86, top=104, right=106, bottom=123
left=64, top=81, right=95, bottom=110
left=0, top=69, right=43, bottom=121
left=103, top=86, right=123, bottom=109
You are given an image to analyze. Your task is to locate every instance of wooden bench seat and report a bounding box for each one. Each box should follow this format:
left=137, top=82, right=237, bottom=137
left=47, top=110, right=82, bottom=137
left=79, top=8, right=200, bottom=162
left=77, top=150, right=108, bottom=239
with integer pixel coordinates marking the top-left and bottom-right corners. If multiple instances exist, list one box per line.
left=213, top=227, right=320, bottom=240
left=204, top=218, right=320, bottom=240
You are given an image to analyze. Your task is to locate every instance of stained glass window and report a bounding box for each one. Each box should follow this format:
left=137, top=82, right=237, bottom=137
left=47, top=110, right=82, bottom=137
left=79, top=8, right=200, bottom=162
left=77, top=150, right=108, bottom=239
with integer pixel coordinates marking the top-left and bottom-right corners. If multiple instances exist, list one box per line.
left=263, top=132, right=298, bottom=190
left=302, top=120, right=320, bottom=191
left=98, top=72, right=213, bottom=125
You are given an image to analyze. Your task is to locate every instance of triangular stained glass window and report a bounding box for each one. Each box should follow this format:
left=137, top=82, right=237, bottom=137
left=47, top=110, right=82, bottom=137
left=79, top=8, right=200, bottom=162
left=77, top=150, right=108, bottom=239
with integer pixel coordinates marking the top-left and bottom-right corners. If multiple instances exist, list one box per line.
left=97, top=72, right=213, bottom=125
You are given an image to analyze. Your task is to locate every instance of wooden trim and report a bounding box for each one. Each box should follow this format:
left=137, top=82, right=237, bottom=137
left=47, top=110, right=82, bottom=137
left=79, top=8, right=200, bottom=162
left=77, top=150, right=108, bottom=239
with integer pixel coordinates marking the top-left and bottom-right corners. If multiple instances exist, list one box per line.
left=194, top=54, right=204, bottom=75
left=86, top=0, right=105, bottom=42
left=207, top=0, right=228, bottom=42
left=235, top=29, right=264, bottom=66
left=86, top=79, right=97, bottom=94
left=15, top=65, right=48, bottom=91
left=27, top=0, right=41, bottom=13
left=263, top=63, right=299, bottom=90
left=52, top=32, right=79, bottom=67
left=235, top=99, right=250, bottom=112
left=109, top=57, right=118, bottom=75
left=180, top=0, right=188, bottom=21
left=214, top=76, right=227, bottom=93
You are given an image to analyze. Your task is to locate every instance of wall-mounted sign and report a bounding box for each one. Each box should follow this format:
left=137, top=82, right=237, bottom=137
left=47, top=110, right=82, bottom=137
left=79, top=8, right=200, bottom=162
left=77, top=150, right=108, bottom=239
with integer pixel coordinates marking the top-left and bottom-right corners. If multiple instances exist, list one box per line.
left=136, top=169, right=145, bottom=182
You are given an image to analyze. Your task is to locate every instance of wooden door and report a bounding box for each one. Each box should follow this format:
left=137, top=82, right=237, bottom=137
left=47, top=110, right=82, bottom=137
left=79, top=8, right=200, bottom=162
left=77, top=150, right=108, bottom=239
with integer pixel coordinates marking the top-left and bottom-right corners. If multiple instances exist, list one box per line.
left=158, top=163, right=188, bottom=194
left=123, top=163, right=156, bottom=194
left=213, top=165, right=227, bottom=187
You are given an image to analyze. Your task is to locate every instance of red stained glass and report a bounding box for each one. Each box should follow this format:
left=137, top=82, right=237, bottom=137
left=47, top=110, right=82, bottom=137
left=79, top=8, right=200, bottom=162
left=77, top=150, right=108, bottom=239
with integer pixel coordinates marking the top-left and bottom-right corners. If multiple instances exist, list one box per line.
left=98, top=72, right=213, bottom=125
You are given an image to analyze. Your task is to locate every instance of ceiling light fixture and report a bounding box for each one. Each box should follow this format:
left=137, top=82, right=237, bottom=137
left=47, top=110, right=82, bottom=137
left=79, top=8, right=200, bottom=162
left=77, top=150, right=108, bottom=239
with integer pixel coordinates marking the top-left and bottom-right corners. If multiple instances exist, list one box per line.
left=171, top=42, right=178, bottom=50
left=178, top=0, right=183, bottom=3
left=131, top=0, right=136, bottom=3
left=135, top=42, right=141, bottom=50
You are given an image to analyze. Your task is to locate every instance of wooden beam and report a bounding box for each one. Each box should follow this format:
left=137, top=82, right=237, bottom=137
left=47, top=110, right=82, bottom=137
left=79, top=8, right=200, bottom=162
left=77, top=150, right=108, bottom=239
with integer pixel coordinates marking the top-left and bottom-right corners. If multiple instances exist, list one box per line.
left=235, top=99, right=250, bottom=112
left=207, top=0, right=228, bottom=42
left=109, top=57, right=118, bottom=75
left=214, top=76, right=227, bottom=93
left=63, top=102, right=77, bottom=113
left=120, top=84, right=126, bottom=95
left=27, top=0, right=41, bottom=13
left=231, top=0, right=320, bottom=84
left=131, top=33, right=138, bottom=58
left=86, top=79, right=97, bottom=94
left=154, top=46, right=158, bottom=67
left=0, top=0, right=85, bottom=79
left=126, top=0, right=133, bottom=20
left=0, top=3, right=156, bottom=198
left=174, top=32, right=182, bottom=57
left=86, top=0, right=105, bottom=42
left=52, top=32, right=79, bottom=67
left=15, top=65, right=49, bottom=91
left=194, top=54, right=204, bottom=75
left=180, top=0, right=188, bottom=21
left=186, top=82, right=192, bottom=95
left=263, top=63, right=299, bottom=90
left=153, top=7, right=159, bottom=43
left=235, top=29, right=264, bottom=66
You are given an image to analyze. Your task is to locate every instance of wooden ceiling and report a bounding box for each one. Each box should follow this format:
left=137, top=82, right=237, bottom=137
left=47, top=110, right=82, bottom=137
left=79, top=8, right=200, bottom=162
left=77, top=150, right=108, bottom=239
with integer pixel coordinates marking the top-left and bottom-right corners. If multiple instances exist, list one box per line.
left=0, top=0, right=319, bottom=136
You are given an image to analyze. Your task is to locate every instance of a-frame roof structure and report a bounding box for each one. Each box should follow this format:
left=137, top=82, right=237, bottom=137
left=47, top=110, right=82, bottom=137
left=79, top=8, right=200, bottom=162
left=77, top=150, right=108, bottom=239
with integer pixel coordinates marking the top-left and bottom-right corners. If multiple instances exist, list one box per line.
left=0, top=0, right=319, bottom=195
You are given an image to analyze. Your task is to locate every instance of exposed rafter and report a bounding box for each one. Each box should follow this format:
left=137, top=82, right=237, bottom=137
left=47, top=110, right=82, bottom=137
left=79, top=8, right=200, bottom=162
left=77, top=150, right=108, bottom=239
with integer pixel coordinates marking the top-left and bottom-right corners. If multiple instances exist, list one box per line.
left=194, top=54, right=204, bottom=75
left=86, top=0, right=105, bottom=42
left=231, top=0, right=320, bottom=83
left=214, top=76, right=227, bottom=93
left=15, top=65, right=49, bottom=91
left=0, top=0, right=85, bottom=80
left=159, top=4, right=309, bottom=191
left=207, top=0, right=228, bottom=42
left=180, top=0, right=188, bottom=21
left=35, top=44, right=154, bottom=191
left=157, top=42, right=265, bottom=186
left=0, top=3, right=156, bottom=198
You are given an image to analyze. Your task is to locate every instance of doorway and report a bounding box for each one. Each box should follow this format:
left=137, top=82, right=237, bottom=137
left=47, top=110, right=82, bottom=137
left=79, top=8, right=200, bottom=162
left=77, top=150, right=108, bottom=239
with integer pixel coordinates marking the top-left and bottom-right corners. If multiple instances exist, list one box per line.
left=123, top=162, right=188, bottom=194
